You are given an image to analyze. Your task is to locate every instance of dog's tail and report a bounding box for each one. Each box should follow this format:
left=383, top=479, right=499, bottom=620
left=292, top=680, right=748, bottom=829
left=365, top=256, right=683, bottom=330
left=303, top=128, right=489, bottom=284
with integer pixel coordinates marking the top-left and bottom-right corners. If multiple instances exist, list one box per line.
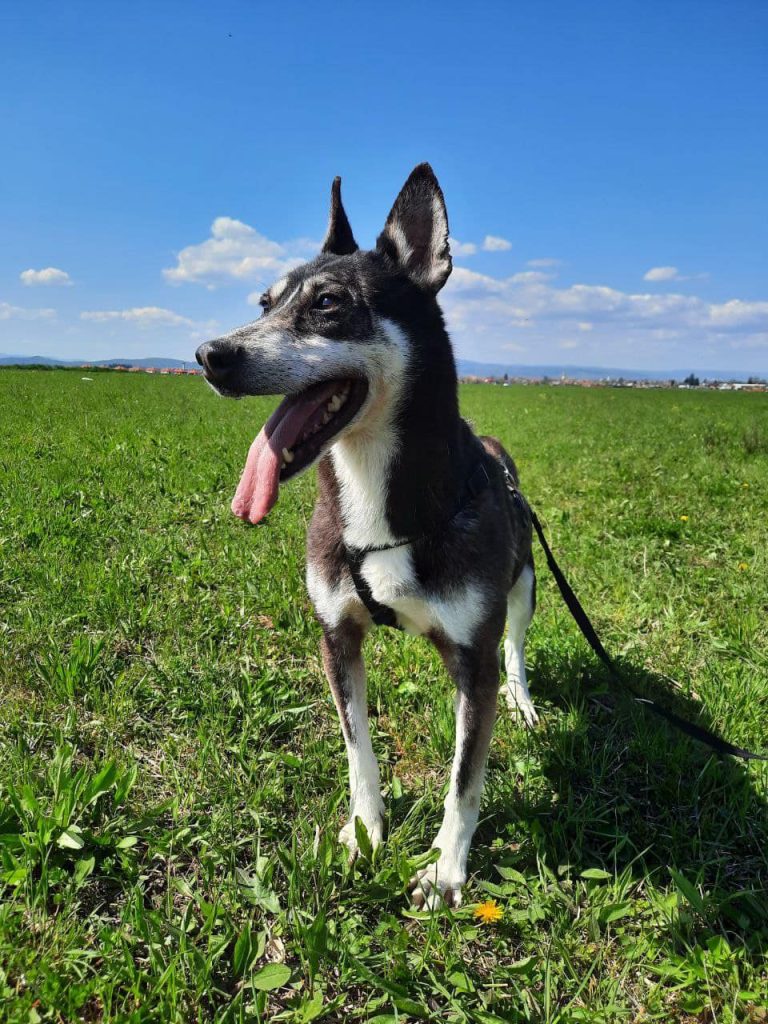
left=479, top=434, right=520, bottom=487
left=479, top=433, right=534, bottom=573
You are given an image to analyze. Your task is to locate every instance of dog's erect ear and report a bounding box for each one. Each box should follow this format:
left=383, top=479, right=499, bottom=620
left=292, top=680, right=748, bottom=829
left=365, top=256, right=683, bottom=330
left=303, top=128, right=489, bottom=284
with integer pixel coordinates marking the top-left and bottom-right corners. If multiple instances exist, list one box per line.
left=376, top=163, right=452, bottom=292
left=321, top=177, right=358, bottom=256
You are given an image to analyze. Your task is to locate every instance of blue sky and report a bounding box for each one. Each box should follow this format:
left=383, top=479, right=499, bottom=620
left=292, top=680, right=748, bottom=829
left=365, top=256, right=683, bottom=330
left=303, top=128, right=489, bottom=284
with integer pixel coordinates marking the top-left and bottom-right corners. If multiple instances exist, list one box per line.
left=2, top=0, right=767, bottom=372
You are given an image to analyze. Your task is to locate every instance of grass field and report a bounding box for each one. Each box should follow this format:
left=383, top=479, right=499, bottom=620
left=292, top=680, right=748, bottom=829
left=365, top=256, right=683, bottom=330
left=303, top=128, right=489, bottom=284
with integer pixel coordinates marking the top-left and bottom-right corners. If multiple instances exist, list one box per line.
left=1, top=367, right=767, bottom=1023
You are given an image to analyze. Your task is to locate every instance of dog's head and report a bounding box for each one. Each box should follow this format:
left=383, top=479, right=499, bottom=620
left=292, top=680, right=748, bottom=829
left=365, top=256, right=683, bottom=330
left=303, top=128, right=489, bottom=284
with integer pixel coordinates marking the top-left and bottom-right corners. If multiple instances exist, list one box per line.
left=196, top=163, right=453, bottom=524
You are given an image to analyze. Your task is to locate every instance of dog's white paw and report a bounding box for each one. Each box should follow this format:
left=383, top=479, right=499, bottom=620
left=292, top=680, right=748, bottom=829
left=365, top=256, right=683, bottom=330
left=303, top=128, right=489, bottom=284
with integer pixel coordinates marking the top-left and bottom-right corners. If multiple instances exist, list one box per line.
left=409, top=859, right=465, bottom=910
left=338, top=813, right=384, bottom=862
left=504, top=688, right=539, bottom=727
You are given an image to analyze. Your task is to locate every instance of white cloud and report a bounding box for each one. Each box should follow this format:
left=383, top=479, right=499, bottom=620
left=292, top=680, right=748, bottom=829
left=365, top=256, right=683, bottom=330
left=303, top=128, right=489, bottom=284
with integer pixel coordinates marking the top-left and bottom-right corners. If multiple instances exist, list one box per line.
left=81, top=306, right=200, bottom=329
left=442, top=264, right=768, bottom=363
left=644, top=266, right=680, bottom=282
left=643, top=264, right=708, bottom=284
left=446, top=235, right=514, bottom=256
left=447, top=267, right=507, bottom=294
left=163, top=217, right=315, bottom=287
left=448, top=237, right=478, bottom=256
left=20, top=267, right=72, bottom=287
left=707, top=300, right=768, bottom=327
left=509, top=270, right=552, bottom=284
left=527, top=258, right=561, bottom=268
left=482, top=235, right=512, bottom=252
left=0, top=301, right=56, bottom=320
left=644, top=266, right=709, bottom=284
left=559, top=339, right=580, bottom=349
left=164, top=219, right=513, bottom=287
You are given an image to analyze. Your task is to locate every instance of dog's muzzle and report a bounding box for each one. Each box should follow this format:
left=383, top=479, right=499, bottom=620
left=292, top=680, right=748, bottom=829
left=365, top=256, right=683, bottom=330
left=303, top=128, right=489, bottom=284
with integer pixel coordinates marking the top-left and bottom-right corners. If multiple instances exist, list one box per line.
left=195, top=339, right=245, bottom=391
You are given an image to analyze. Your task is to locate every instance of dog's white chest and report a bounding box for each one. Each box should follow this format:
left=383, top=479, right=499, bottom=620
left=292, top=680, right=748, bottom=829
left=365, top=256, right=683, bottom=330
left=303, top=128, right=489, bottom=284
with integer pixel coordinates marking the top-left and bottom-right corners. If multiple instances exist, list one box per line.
left=360, top=547, right=488, bottom=644
left=360, top=547, right=427, bottom=634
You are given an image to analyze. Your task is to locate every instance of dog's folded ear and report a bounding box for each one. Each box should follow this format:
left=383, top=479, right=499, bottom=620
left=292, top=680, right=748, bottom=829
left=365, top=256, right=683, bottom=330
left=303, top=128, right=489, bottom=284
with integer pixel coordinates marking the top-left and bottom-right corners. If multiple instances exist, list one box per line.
left=376, top=163, right=452, bottom=292
left=321, top=177, right=359, bottom=256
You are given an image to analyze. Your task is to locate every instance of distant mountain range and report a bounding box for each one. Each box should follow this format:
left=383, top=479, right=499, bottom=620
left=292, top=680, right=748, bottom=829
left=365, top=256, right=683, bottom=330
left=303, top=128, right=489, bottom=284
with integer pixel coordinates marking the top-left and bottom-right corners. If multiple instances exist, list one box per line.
left=0, top=353, right=763, bottom=382
left=0, top=354, right=195, bottom=369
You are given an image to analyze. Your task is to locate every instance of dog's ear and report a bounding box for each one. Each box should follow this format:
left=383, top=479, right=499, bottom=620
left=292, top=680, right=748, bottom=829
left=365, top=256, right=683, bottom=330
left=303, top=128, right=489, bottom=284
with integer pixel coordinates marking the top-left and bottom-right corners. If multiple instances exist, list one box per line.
left=321, top=177, right=358, bottom=256
left=376, top=163, right=452, bottom=292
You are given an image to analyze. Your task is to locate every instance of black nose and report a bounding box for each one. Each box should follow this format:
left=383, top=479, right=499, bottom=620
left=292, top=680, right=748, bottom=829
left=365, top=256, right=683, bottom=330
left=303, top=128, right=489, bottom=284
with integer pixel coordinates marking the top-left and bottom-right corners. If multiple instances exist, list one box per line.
left=195, top=340, right=243, bottom=379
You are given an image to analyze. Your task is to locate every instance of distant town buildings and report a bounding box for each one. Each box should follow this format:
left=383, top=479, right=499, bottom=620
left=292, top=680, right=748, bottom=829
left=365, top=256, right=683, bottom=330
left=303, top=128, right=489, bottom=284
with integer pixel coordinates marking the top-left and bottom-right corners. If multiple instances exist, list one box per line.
left=78, top=364, right=201, bottom=375
left=459, top=373, right=767, bottom=392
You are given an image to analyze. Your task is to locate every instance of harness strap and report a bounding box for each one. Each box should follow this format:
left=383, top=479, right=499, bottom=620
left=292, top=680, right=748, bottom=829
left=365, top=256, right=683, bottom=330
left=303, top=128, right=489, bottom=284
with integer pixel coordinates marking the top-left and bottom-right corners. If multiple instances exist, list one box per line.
left=345, top=546, right=402, bottom=630
left=342, top=458, right=496, bottom=626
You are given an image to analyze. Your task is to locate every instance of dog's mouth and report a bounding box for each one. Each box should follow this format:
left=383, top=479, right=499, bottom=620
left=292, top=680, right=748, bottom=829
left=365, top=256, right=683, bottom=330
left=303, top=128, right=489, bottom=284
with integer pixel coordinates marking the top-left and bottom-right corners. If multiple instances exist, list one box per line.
left=231, top=377, right=368, bottom=524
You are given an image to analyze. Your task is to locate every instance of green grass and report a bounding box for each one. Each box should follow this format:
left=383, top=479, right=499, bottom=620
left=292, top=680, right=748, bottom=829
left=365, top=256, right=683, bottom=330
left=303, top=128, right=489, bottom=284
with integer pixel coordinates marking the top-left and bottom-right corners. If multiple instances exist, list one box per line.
left=1, top=367, right=767, bottom=1023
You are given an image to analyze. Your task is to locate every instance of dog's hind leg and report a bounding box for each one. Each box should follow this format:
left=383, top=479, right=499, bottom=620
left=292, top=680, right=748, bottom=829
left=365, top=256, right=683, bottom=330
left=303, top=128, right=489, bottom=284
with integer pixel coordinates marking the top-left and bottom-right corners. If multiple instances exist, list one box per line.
left=503, top=562, right=538, bottom=726
left=411, top=631, right=502, bottom=909
left=321, top=620, right=385, bottom=859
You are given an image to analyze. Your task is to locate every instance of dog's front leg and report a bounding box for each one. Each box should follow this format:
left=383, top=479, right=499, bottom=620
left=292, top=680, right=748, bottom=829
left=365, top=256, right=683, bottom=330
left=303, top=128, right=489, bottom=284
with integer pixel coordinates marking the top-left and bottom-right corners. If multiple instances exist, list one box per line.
left=411, top=636, right=501, bottom=908
left=321, top=620, right=385, bottom=858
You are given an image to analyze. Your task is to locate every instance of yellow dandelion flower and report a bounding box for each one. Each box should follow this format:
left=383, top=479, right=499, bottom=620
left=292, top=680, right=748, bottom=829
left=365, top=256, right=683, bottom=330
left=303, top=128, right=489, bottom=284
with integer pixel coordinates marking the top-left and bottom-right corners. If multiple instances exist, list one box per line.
left=738, top=562, right=749, bottom=571
left=474, top=899, right=503, bottom=924
left=680, top=515, right=689, bottom=522
left=743, top=482, right=750, bottom=488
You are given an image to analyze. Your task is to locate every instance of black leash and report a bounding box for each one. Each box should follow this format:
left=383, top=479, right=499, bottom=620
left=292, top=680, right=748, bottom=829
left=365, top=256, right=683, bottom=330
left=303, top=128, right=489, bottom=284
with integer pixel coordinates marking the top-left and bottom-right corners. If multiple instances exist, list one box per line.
left=505, top=474, right=767, bottom=762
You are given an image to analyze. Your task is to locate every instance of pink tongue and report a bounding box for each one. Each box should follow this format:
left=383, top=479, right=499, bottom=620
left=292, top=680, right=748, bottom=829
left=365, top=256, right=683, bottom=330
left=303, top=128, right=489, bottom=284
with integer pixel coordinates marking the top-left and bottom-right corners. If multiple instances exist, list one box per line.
left=230, top=426, right=282, bottom=525
left=231, top=382, right=341, bottom=524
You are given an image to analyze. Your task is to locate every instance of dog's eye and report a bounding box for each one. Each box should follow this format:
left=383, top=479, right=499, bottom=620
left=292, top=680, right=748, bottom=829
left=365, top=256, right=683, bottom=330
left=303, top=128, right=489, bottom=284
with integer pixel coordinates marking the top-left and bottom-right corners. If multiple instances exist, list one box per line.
left=259, top=295, right=272, bottom=315
left=315, top=293, right=339, bottom=311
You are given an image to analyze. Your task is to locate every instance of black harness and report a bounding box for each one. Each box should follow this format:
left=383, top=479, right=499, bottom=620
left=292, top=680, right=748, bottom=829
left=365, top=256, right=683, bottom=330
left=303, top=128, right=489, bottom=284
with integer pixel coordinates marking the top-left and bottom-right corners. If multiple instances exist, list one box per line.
left=342, top=457, right=766, bottom=762
left=343, top=461, right=493, bottom=629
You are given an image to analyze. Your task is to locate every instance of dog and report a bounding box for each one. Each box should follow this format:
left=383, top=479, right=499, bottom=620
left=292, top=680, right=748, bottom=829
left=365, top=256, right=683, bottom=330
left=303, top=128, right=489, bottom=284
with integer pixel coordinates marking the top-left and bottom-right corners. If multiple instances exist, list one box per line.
left=195, top=164, right=536, bottom=908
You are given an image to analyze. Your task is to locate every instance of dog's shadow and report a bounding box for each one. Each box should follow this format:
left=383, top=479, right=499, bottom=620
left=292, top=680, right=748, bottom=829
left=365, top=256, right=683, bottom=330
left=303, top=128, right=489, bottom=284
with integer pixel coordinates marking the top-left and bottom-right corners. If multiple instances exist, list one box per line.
left=478, top=649, right=768, bottom=952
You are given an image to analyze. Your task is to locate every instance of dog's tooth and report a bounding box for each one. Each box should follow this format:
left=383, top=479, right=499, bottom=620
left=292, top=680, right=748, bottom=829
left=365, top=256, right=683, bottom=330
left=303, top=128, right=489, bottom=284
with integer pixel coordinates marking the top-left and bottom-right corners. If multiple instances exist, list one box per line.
left=328, top=394, right=343, bottom=412
left=282, top=447, right=294, bottom=463
left=322, top=412, right=331, bottom=424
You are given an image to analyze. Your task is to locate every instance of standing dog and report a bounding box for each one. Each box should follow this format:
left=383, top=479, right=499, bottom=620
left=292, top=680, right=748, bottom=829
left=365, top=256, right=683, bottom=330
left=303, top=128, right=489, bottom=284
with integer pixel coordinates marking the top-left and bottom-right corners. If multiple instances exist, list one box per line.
left=196, top=165, right=536, bottom=908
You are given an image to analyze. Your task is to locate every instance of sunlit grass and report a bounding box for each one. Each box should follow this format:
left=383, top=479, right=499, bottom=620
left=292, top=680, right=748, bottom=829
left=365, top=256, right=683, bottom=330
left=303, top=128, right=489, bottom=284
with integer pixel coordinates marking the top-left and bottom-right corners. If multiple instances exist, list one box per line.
left=1, top=368, right=766, bottom=1022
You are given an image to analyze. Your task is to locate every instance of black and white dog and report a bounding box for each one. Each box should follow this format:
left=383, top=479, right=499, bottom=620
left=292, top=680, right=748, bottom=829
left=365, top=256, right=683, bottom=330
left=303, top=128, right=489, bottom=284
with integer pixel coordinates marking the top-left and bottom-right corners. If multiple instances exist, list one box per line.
left=196, top=165, right=536, bottom=908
